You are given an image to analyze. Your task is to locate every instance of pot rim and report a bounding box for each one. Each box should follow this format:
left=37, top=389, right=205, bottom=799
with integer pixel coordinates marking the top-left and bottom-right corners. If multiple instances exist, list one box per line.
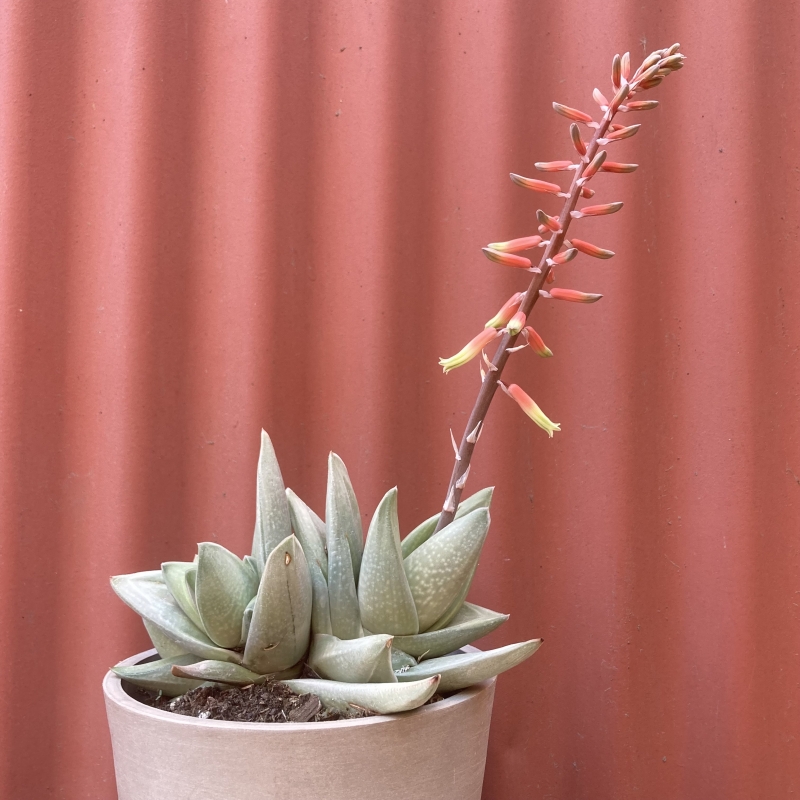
left=104, top=647, right=494, bottom=732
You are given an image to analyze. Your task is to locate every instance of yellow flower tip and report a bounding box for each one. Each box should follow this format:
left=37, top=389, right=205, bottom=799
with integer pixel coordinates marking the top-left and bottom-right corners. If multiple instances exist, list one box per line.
left=439, top=327, right=500, bottom=374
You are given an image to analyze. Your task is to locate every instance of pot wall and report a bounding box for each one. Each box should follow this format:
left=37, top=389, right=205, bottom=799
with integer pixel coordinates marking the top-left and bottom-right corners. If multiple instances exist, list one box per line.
left=104, top=650, right=496, bottom=800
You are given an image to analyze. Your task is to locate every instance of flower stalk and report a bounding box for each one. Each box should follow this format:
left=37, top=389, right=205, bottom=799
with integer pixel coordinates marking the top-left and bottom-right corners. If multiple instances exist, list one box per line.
left=434, top=45, right=685, bottom=532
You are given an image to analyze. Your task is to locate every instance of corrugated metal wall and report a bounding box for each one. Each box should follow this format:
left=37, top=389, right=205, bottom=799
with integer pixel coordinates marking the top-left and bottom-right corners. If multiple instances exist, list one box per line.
left=1, top=2, right=798, bottom=798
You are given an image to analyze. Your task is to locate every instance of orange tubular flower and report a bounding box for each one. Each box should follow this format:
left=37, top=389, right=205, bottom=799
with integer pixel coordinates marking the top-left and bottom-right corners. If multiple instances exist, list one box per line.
left=523, top=326, right=553, bottom=358
left=582, top=150, right=607, bottom=180
left=482, top=247, right=532, bottom=269
left=535, top=161, right=576, bottom=172
left=552, top=102, right=593, bottom=124
left=570, top=239, right=615, bottom=259
left=549, top=288, right=603, bottom=303
left=571, top=202, right=623, bottom=218
left=551, top=248, right=577, bottom=265
left=439, top=328, right=501, bottom=373
left=509, top=174, right=562, bottom=194
left=600, top=162, right=638, bottom=173
left=537, top=209, right=561, bottom=232
left=602, top=124, right=641, bottom=142
left=621, top=99, right=659, bottom=111
left=500, top=382, right=560, bottom=437
left=570, top=123, right=587, bottom=156
left=506, top=311, right=526, bottom=336
left=485, top=292, right=525, bottom=328
left=487, top=235, right=543, bottom=253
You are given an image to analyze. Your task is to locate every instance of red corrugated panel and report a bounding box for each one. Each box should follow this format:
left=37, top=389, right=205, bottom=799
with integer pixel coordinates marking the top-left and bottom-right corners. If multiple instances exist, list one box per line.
left=1, top=2, right=798, bottom=798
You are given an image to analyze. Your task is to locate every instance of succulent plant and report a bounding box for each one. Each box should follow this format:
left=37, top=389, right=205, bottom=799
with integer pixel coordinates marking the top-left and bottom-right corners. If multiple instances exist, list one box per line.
left=112, top=431, right=541, bottom=714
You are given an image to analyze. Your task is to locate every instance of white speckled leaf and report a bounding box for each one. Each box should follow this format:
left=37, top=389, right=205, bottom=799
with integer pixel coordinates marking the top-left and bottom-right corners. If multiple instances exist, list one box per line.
left=309, top=633, right=397, bottom=683
left=326, top=452, right=363, bottom=581
left=391, top=648, right=417, bottom=671
left=238, top=596, right=256, bottom=647
left=392, top=602, right=509, bottom=659
left=111, top=572, right=242, bottom=663
left=425, top=559, right=478, bottom=633
left=396, top=638, right=542, bottom=692
left=112, top=654, right=204, bottom=697
left=250, top=430, right=293, bottom=571
left=172, top=659, right=303, bottom=686
left=282, top=675, right=440, bottom=714
left=400, top=487, right=494, bottom=559
left=403, top=507, right=491, bottom=631
left=160, top=562, right=203, bottom=630
left=358, top=488, right=419, bottom=635
left=195, top=543, right=259, bottom=649
left=143, top=618, right=190, bottom=659
left=326, top=509, right=363, bottom=640
left=286, top=488, right=328, bottom=579
left=308, top=559, right=333, bottom=635
left=243, top=535, right=312, bottom=674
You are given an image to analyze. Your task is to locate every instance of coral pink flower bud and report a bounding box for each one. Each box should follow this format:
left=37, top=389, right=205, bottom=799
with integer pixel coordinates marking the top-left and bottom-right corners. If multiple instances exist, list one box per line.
left=505, top=311, right=526, bottom=336
left=485, top=292, right=525, bottom=328
left=571, top=201, right=623, bottom=218
left=570, top=123, right=587, bottom=156
left=621, top=52, right=631, bottom=80
left=623, top=100, right=659, bottom=111
left=582, top=150, right=607, bottom=180
left=482, top=247, right=532, bottom=269
left=538, top=224, right=549, bottom=235
left=439, top=327, right=501, bottom=373
left=600, top=161, right=638, bottom=173
left=640, top=76, right=664, bottom=90
left=580, top=186, right=595, bottom=199
left=552, top=103, right=593, bottom=124
left=509, top=174, right=562, bottom=194
left=546, top=267, right=556, bottom=284
left=604, top=124, right=640, bottom=142
left=551, top=248, right=577, bottom=264
left=660, top=54, right=685, bottom=70
left=534, top=161, right=576, bottom=172
left=609, top=82, right=630, bottom=111
left=487, top=235, right=543, bottom=253
left=537, top=210, right=561, bottom=232
left=636, top=63, right=662, bottom=85
left=549, top=288, right=603, bottom=303
left=500, top=382, right=560, bottom=437
left=570, top=238, right=615, bottom=259
left=523, top=326, right=553, bottom=357
left=592, top=88, right=609, bottom=108
left=667, top=42, right=681, bottom=55
left=612, top=55, right=622, bottom=89
left=636, top=52, right=662, bottom=77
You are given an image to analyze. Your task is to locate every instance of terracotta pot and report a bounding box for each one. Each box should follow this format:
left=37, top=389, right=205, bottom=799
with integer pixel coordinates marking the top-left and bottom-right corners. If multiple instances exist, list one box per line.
left=104, top=648, right=496, bottom=800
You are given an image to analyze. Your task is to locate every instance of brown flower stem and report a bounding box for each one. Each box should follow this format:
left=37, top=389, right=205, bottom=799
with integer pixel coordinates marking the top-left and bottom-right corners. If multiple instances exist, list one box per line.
left=434, top=103, right=620, bottom=533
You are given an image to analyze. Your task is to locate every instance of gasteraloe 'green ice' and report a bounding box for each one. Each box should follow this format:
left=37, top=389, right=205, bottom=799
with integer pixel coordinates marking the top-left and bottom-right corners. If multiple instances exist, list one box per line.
left=111, top=431, right=541, bottom=714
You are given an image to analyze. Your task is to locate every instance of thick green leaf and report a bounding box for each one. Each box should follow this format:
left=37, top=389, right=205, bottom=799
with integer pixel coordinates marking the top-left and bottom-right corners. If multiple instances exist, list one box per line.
left=243, top=535, right=312, bottom=674
left=326, top=523, right=362, bottom=640
left=403, top=508, right=490, bottom=631
left=400, top=487, right=494, bottom=559
left=239, top=596, right=256, bottom=647
left=251, top=430, right=293, bottom=572
left=286, top=488, right=328, bottom=579
left=391, top=648, right=417, bottom=671
left=392, top=602, right=509, bottom=659
left=112, top=655, right=204, bottom=697
left=172, top=660, right=303, bottom=686
left=309, top=633, right=396, bottom=683
left=143, top=618, right=190, bottom=659
left=326, top=452, right=363, bottom=581
left=396, top=639, right=542, bottom=692
left=358, top=488, right=419, bottom=635
left=161, top=562, right=203, bottom=630
left=282, top=676, right=440, bottom=715
left=111, top=572, right=242, bottom=663
left=425, top=560, right=478, bottom=633
left=195, top=543, right=258, bottom=648
left=243, top=555, right=261, bottom=583
left=308, top=560, right=332, bottom=635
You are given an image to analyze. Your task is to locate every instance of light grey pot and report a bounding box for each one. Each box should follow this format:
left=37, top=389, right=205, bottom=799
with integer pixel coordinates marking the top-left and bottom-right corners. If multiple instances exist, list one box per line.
left=104, top=648, right=496, bottom=800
